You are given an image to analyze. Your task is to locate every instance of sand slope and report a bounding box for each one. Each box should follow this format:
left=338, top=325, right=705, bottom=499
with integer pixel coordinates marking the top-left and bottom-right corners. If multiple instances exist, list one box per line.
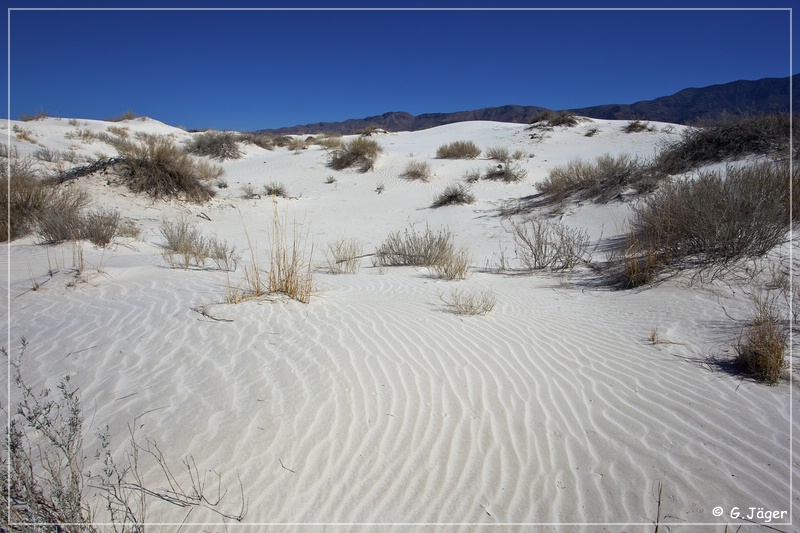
left=4, top=116, right=797, bottom=531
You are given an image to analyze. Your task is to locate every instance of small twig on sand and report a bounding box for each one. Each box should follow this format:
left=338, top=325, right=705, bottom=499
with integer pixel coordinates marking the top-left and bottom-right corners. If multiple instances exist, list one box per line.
left=278, top=459, right=295, bottom=474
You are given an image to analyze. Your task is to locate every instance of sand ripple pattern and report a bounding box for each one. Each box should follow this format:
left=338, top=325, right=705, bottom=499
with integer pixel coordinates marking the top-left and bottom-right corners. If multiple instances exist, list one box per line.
left=8, top=259, right=795, bottom=528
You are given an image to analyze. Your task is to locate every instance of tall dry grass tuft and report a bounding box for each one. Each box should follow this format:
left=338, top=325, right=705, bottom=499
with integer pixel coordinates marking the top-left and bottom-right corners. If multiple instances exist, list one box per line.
left=267, top=200, right=314, bottom=302
left=734, top=293, right=787, bottom=384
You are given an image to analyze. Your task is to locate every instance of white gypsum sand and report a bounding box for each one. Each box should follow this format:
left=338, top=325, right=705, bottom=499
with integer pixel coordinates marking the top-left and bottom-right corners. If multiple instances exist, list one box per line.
left=3, top=115, right=796, bottom=529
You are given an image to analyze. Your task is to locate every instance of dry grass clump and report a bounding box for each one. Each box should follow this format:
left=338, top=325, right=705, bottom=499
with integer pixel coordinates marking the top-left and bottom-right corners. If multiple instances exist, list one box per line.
left=432, top=183, right=475, bottom=207
left=654, top=114, right=796, bottom=175
left=441, top=288, right=496, bottom=316
left=316, top=134, right=344, bottom=151
left=1, top=160, right=92, bottom=242
left=160, top=218, right=238, bottom=270
left=483, top=161, right=527, bottom=183
left=324, top=236, right=364, bottom=274
left=263, top=182, right=289, bottom=197
left=267, top=206, right=314, bottom=302
left=375, top=225, right=470, bottom=279
left=623, top=120, right=654, bottom=133
left=538, top=153, right=651, bottom=203
left=18, top=109, right=49, bottom=121
left=328, top=137, right=382, bottom=172
left=401, top=160, right=432, bottom=181
left=106, top=109, right=139, bottom=122
left=75, top=207, right=120, bottom=247
left=508, top=218, right=591, bottom=271
left=186, top=130, right=243, bottom=160
left=734, top=294, right=787, bottom=384
left=616, top=161, right=795, bottom=288
left=238, top=132, right=278, bottom=150
left=529, top=110, right=578, bottom=128
left=115, top=134, right=220, bottom=202
left=436, top=140, right=481, bottom=159
left=485, top=146, right=511, bottom=162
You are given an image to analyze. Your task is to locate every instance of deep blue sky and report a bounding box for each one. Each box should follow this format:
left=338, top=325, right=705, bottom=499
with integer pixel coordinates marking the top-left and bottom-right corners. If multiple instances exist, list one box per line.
left=4, top=1, right=797, bottom=131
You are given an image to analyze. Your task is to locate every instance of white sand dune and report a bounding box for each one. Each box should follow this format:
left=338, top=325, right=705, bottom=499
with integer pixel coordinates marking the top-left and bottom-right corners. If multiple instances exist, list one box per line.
left=3, top=116, right=797, bottom=531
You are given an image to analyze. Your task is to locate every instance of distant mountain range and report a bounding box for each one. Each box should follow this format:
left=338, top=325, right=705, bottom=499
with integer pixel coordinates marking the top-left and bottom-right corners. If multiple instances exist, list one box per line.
left=258, top=74, right=798, bottom=135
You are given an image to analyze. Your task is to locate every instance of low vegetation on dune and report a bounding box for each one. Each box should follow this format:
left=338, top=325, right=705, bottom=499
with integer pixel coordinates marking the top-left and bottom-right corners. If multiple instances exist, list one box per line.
left=186, top=130, right=243, bottom=160
left=436, top=140, right=481, bottom=159
left=328, top=137, right=382, bottom=172
left=655, top=113, right=797, bottom=175
left=613, top=160, right=796, bottom=288
left=375, top=225, right=471, bottom=280
left=432, top=183, right=475, bottom=207
left=528, top=110, right=578, bottom=128
left=539, top=153, right=654, bottom=203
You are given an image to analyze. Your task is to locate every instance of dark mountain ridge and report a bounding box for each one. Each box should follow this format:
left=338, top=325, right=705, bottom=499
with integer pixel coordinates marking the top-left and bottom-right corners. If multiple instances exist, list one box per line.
left=257, top=74, right=799, bottom=135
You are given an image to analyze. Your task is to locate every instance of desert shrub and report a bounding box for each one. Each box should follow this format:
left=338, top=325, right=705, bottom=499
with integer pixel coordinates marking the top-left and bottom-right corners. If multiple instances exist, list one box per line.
left=241, top=183, right=259, bottom=199
left=584, top=127, right=600, bottom=137
left=316, top=135, right=343, bottom=150
left=286, top=137, right=309, bottom=152
left=623, top=120, right=654, bottom=133
left=18, top=109, right=48, bottom=121
left=654, top=114, right=796, bottom=175
left=512, top=149, right=527, bottom=160
left=529, top=110, right=578, bottom=127
left=402, top=160, right=432, bottom=181
left=32, top=147, right=61, bottom=163
left=436, top=140, right=481, bottom=159
left=324, top=236, right=363, bottom=274
left=485, top=146, right=511, bottom=162
left=432, top=183, right=475, bottom=207
left=115, top=134, right=220, bottom=202
left=538, top=153, right=651, bottom=203
left=3, top=340, right=246, bottom=530
left=117, top=218, right=141, bottom=239
left=376, top=225, right=455, bottom=267
left=81, top=207, right=120, bottom=247
left=159, top=218, right=209, bottom=268
left=431, top=245, right=471, bottom=280
left=630, top=161, right=795, bottom=269
left=263, top=182, right=288, bottom=197
left=483, top=161, right=527, bottom=182
left=186, top=130, right=242, bottom=160
left=508, top=218, right=591, bottom=271
left=325, top=175, right=337, bottom=184
left=734, top=294, right=787, bottom=384
left=2, top=161, right=91, bottom=242
left=463, top=168, right=482, bottom=183
left=441, top=288, right=496, bottom=316
left=375, top=225, right=470, bottom=279
left=208, top=236, right=239, bottom=272
left=328, top=137, right=382, bottom=172
left=239, top=132, right=277, bottom=150
left=106, top=109, right=139, bottom=121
